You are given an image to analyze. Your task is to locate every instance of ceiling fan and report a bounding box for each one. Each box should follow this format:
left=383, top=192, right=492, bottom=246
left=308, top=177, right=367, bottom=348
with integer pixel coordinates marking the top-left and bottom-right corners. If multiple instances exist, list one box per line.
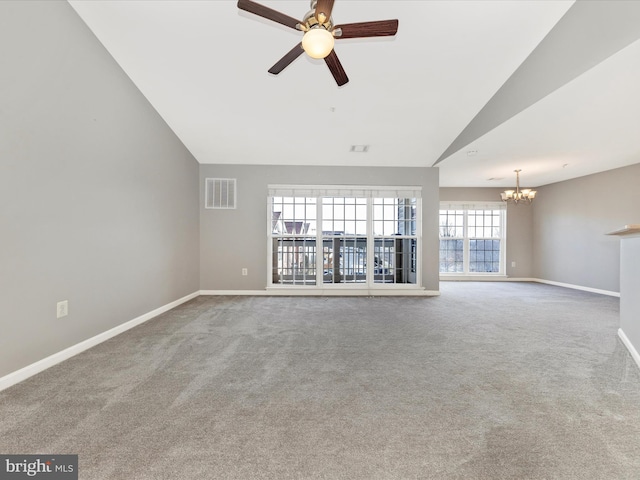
left=237, top=0, right=399, bottom=86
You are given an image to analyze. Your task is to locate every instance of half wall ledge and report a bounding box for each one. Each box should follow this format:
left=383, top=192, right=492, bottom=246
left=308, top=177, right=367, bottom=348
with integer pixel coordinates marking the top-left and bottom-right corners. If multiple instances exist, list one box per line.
left=606, top=224, right=640, bottom=236
left=608, top=224, right=640, bottom=371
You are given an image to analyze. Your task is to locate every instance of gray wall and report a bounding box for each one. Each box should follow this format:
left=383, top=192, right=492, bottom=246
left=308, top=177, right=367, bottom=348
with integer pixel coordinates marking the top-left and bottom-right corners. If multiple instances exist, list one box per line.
left=200, top=165, right=440, bottom=292
left=439, top=188, right=534, bottom=278
left=0, top=1, right=200, bottom=378
left=532, top=162, right=640, bottom=292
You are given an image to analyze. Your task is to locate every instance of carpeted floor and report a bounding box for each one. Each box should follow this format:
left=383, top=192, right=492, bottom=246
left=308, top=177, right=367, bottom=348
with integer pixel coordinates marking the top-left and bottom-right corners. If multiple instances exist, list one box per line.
left=1, top=282, right=640, bottom=479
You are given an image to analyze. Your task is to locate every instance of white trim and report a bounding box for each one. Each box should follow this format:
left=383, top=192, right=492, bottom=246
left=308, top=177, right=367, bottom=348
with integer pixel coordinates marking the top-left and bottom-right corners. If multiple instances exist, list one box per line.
left=266, top=196, right=274, bottom=287
left=618, top=328, right=640, bottom=371
left=440, top=276, right=620, bottom=296
left=416, top=198, right=423, bottom=287
left=268, top=184, right=422, bottom=198
left=202, top=289, right=439, bottom=297
left=366, top=198, right=374, bottom=289
left=532, top=278, right=619, bottom=297
left=0, top=291, right=200, bottom=392
left=440, top=275, right=510, bottom=281
left=439, top=277, right=539, bottom=283
left=502, top=277, right=540, bottom=282
left=440, top=200, right=506, bottom=210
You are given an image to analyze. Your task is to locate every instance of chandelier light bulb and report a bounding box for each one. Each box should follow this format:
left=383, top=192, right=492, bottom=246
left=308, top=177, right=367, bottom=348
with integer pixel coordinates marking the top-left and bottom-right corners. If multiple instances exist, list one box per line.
left=302, top=28, right=335, bottom=59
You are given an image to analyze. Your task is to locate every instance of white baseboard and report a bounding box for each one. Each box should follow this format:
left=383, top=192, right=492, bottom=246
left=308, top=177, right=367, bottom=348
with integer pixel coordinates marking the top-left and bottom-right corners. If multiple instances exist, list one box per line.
left=0, top=291, right=200, bottom=392
left=532, top=278, right=620, bottom=297
left=440, top=276, right=620, bottom=297
left=200, top=290, right=276, bottom=296
left=618, top=328, right=640, bottom=371
left=440, top=277, right=542, bottom=283
left=201, top=289, right=440, bottom=297
left=440, top=275, right=510, bottom=281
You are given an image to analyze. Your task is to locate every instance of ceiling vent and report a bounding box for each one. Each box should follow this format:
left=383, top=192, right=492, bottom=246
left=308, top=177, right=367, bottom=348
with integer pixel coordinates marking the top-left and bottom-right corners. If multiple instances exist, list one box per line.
left=205, top=178, right=236, bottom=209
left=350, top=145, right=369, bottom=153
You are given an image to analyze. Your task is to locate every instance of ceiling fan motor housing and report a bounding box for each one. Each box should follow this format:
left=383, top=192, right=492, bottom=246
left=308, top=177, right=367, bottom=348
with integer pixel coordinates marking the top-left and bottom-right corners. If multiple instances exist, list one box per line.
left=301, top=7, right=333, bottom=33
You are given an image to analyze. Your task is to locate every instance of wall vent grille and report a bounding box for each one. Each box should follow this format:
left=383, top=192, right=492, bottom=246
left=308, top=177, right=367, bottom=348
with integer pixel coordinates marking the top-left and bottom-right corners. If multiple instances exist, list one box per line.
left=205, top=178, right=236, bottom=209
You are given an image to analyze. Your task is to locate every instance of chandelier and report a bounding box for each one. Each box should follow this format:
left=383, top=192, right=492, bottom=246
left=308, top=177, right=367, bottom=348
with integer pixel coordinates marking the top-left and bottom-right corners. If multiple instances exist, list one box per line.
left=500, top=169, right=537, bottom=204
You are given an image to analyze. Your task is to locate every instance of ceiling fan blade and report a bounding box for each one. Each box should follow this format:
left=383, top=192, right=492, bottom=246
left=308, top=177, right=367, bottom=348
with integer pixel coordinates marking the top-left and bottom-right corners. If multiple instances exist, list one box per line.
left=324, top=50, right=349, bottom=86
left=334, top=19, right=399, bottom=39
left=314, top=0, right=335, bottom=23
left=237, top=0, right=301, bottom=30
left=268, top=43, right=304, bottom=75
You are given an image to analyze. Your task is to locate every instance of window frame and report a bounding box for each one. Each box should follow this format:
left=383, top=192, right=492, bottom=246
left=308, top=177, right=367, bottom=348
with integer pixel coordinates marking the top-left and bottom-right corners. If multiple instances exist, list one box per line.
left=439, top=202, right=507, bottom=276
left=268, top=185, right=422, bottom=290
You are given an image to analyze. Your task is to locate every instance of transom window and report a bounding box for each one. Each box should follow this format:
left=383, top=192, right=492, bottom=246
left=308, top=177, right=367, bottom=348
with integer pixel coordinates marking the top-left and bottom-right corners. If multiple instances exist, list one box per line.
left=269, top=185, right=421, bottom=288
left=439, top=202, right=506, bottom=275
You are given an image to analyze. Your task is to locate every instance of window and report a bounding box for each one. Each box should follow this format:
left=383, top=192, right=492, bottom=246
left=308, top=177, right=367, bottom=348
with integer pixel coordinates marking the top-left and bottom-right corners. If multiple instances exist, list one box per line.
left=271, top=197, right=317, bottom=285
left=439, top=203, right=506, bottom=275
left=269, top=186, right=421, bottom=288
left=373, top=198, right=418, bottom=284
left=321, top=197, right=368, bottom=283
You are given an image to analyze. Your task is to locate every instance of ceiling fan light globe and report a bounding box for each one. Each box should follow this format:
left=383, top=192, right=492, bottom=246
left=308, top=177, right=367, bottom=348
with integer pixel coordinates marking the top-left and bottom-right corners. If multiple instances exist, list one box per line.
left=302, top=28, right=334, bottom=59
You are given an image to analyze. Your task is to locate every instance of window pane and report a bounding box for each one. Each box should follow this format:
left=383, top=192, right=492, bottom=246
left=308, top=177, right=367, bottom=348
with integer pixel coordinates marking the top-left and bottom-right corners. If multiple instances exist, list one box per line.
left=272, top=237, right=317, bottom=285
left=439, top=239, right=463, bottom=273
left=345, top=220, right=356, bottom=236
left=373, top=198, right=417, bottom=237
left=469, top=239, right=501, bottom=273
left=373, top=238, right=417, bottom=284
left=468, top=210, right=501, bottom=239
left=323, top=238, right=367, bottom=284
left=272, top=197, right=317, bottom=235
left=321, top=197, right=368, bottom=283
left=439, top=210, right=464, bottom=238
left=322, top=197, right=364, bottom=236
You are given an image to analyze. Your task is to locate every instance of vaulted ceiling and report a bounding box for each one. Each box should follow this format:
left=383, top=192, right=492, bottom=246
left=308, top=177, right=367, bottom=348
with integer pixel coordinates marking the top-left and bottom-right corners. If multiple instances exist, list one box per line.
left=68, top=0, right=640, bottom=187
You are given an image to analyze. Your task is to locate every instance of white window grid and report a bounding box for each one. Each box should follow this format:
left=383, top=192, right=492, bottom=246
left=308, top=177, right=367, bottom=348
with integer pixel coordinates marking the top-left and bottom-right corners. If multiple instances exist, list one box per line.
left=439, top=203, right=506, bottom=275
left=269, top=188, right=421, bottom=288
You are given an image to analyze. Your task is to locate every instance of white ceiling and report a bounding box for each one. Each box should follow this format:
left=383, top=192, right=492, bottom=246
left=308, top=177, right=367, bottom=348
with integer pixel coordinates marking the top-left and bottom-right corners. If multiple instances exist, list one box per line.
left=68, top=0, right=640, bottom=187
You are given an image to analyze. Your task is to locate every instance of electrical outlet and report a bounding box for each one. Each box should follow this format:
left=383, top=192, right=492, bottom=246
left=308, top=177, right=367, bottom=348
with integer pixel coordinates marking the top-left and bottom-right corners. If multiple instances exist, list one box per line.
left=242, top=268, right=248, bottom=276
left=511, top=261, right=516, bottom=268
left=57, top=300, right=68, bottom=319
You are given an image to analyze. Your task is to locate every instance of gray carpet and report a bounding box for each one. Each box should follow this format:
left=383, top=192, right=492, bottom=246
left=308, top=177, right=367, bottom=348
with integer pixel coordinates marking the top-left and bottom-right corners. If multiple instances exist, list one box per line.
left=1, top=282, right=640, bottom=479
